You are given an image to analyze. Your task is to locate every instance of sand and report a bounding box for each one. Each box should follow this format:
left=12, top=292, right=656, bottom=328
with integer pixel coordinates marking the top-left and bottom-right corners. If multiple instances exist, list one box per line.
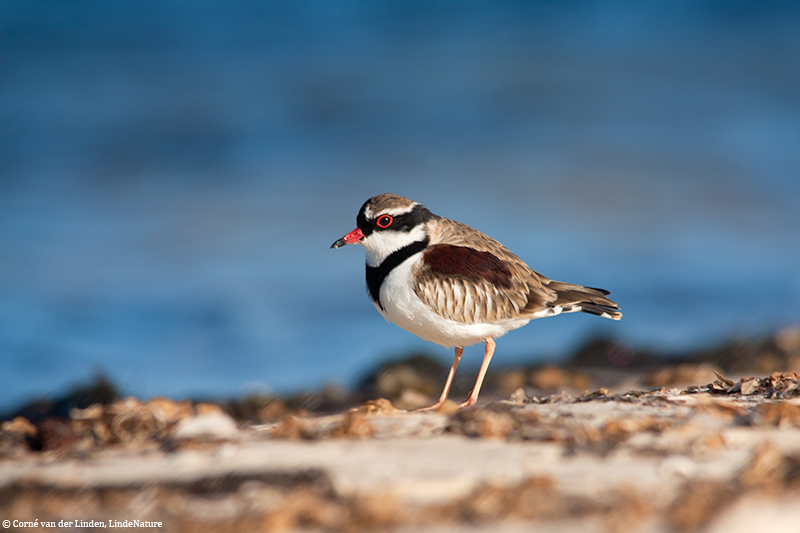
left=2, top=374, right=800, bottom=532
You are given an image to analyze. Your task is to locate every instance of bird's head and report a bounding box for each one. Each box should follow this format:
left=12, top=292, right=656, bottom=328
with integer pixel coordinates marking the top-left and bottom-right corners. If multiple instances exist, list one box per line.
left=331, top=193, right=434, bottom=266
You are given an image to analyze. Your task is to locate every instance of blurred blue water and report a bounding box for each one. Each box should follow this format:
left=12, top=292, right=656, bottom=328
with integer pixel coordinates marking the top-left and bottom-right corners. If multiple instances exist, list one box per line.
left=2, top=1, right=799, bottom=410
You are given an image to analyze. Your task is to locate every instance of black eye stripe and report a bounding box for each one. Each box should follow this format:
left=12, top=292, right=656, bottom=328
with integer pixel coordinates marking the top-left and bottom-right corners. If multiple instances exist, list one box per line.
left=356, top=203, right=435, bottom=235
left=384, top=205, right=433, bottom=232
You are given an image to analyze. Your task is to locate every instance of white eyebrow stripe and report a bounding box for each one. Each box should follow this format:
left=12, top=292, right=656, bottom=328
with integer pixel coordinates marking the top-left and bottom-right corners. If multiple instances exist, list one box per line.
left=378, top=204, right=419, bottom=218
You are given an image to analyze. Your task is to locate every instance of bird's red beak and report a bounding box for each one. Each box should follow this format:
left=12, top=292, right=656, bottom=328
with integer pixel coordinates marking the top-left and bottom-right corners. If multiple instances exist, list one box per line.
left=331, top=227, right=365, bottom=249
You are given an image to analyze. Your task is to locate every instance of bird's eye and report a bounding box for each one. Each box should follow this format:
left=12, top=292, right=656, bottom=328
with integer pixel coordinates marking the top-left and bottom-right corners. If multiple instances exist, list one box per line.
left=376, top=215, right=393, bottom=228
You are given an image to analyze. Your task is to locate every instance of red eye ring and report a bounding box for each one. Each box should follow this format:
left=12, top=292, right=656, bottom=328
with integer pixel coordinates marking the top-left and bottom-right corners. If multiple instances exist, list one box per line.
left=376, top=215, right=393, bottom=228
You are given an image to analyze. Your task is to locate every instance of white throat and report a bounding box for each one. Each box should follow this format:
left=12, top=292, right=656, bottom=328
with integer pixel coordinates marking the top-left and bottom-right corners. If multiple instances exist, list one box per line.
left=361, top=224, right=428, bottom=267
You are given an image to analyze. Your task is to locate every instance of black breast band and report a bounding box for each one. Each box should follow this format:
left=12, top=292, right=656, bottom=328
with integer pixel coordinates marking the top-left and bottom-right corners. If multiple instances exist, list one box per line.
left=365, top=238, right=429, bottom=310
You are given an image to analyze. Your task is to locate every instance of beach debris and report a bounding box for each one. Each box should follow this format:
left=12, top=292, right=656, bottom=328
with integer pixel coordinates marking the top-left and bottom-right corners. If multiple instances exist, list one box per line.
left=38, top=417, right=87, bottom=452
left=271, top=415, right=310, bottom=440
left=507, top=387, right=529, bottom=405
left=356, top=398, right=399, bottom=415
left=669, top=480, right=735, bottom=531
left=172, top=411, right=239, bottom=441
left=69, top=396, right=193, bottom=446
left=450, top=403, right=521, bottom=439
left=332, top=410, right=375, bottom=439
left=4, top=380, right=800, bottom=532
left=709, top=371, right=800, bottom=398
left=0, top=417, right=37, bottom=457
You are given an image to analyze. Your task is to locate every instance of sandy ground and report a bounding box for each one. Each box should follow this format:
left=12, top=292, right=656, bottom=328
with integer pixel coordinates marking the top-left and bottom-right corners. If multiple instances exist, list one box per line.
left=2, top=372, right=800, bottom=532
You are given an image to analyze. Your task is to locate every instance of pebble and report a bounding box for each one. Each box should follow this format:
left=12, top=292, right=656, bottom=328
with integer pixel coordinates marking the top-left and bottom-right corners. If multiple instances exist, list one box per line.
left=172, top=412, right=240, bottom=440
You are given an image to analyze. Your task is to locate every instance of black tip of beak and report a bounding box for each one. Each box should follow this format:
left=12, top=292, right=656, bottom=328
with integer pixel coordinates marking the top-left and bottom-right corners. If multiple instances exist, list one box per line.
left=331, top=238, right=347, bottom=249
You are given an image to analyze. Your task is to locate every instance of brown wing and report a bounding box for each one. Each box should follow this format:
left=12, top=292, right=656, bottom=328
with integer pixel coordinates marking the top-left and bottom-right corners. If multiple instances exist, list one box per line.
left=414, top=218, right=620, bottom=323
left=413, top=220, right=558, bottom=325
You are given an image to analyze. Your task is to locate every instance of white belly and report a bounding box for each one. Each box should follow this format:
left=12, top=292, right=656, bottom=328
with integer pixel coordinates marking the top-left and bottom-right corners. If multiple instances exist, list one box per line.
left=375, top=256, right=530, bottom=348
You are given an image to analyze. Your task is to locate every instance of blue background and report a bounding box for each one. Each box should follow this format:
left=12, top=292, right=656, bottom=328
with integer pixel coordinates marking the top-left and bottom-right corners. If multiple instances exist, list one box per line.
left=2, top=1, right=799, bottom=409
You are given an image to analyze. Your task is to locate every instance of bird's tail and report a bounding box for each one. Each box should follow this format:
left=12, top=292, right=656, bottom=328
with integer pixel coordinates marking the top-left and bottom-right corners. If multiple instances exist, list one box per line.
left=546, top=281, right=622, bottom=320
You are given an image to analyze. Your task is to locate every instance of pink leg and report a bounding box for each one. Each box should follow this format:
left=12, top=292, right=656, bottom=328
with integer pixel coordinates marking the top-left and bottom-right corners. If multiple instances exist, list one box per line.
left=459, top=338, right=496, bottom=408
left=415, top=347, right=463, bottom=412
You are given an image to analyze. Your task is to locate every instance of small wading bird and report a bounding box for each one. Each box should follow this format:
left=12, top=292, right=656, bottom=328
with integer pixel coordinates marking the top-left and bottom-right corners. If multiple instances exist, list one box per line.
left=332, top=193, right=621, bottom=410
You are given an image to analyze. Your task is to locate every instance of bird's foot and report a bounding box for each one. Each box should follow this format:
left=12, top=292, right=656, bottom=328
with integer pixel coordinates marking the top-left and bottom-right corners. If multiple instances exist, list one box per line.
left=413, top=401, right=445, bottom=413
left=458, top=397, right=478, bottom=409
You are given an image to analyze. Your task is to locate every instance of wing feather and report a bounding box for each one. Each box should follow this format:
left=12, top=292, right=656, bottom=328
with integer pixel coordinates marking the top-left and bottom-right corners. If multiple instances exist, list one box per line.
left=412, top=218, right=620, bottom=324
left=413, top=240, right=552, bottom=324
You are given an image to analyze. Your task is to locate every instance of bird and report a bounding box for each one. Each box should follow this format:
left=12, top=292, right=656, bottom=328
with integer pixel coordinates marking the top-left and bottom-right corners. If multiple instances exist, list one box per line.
left=331, top=193, right=621, bottom=410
